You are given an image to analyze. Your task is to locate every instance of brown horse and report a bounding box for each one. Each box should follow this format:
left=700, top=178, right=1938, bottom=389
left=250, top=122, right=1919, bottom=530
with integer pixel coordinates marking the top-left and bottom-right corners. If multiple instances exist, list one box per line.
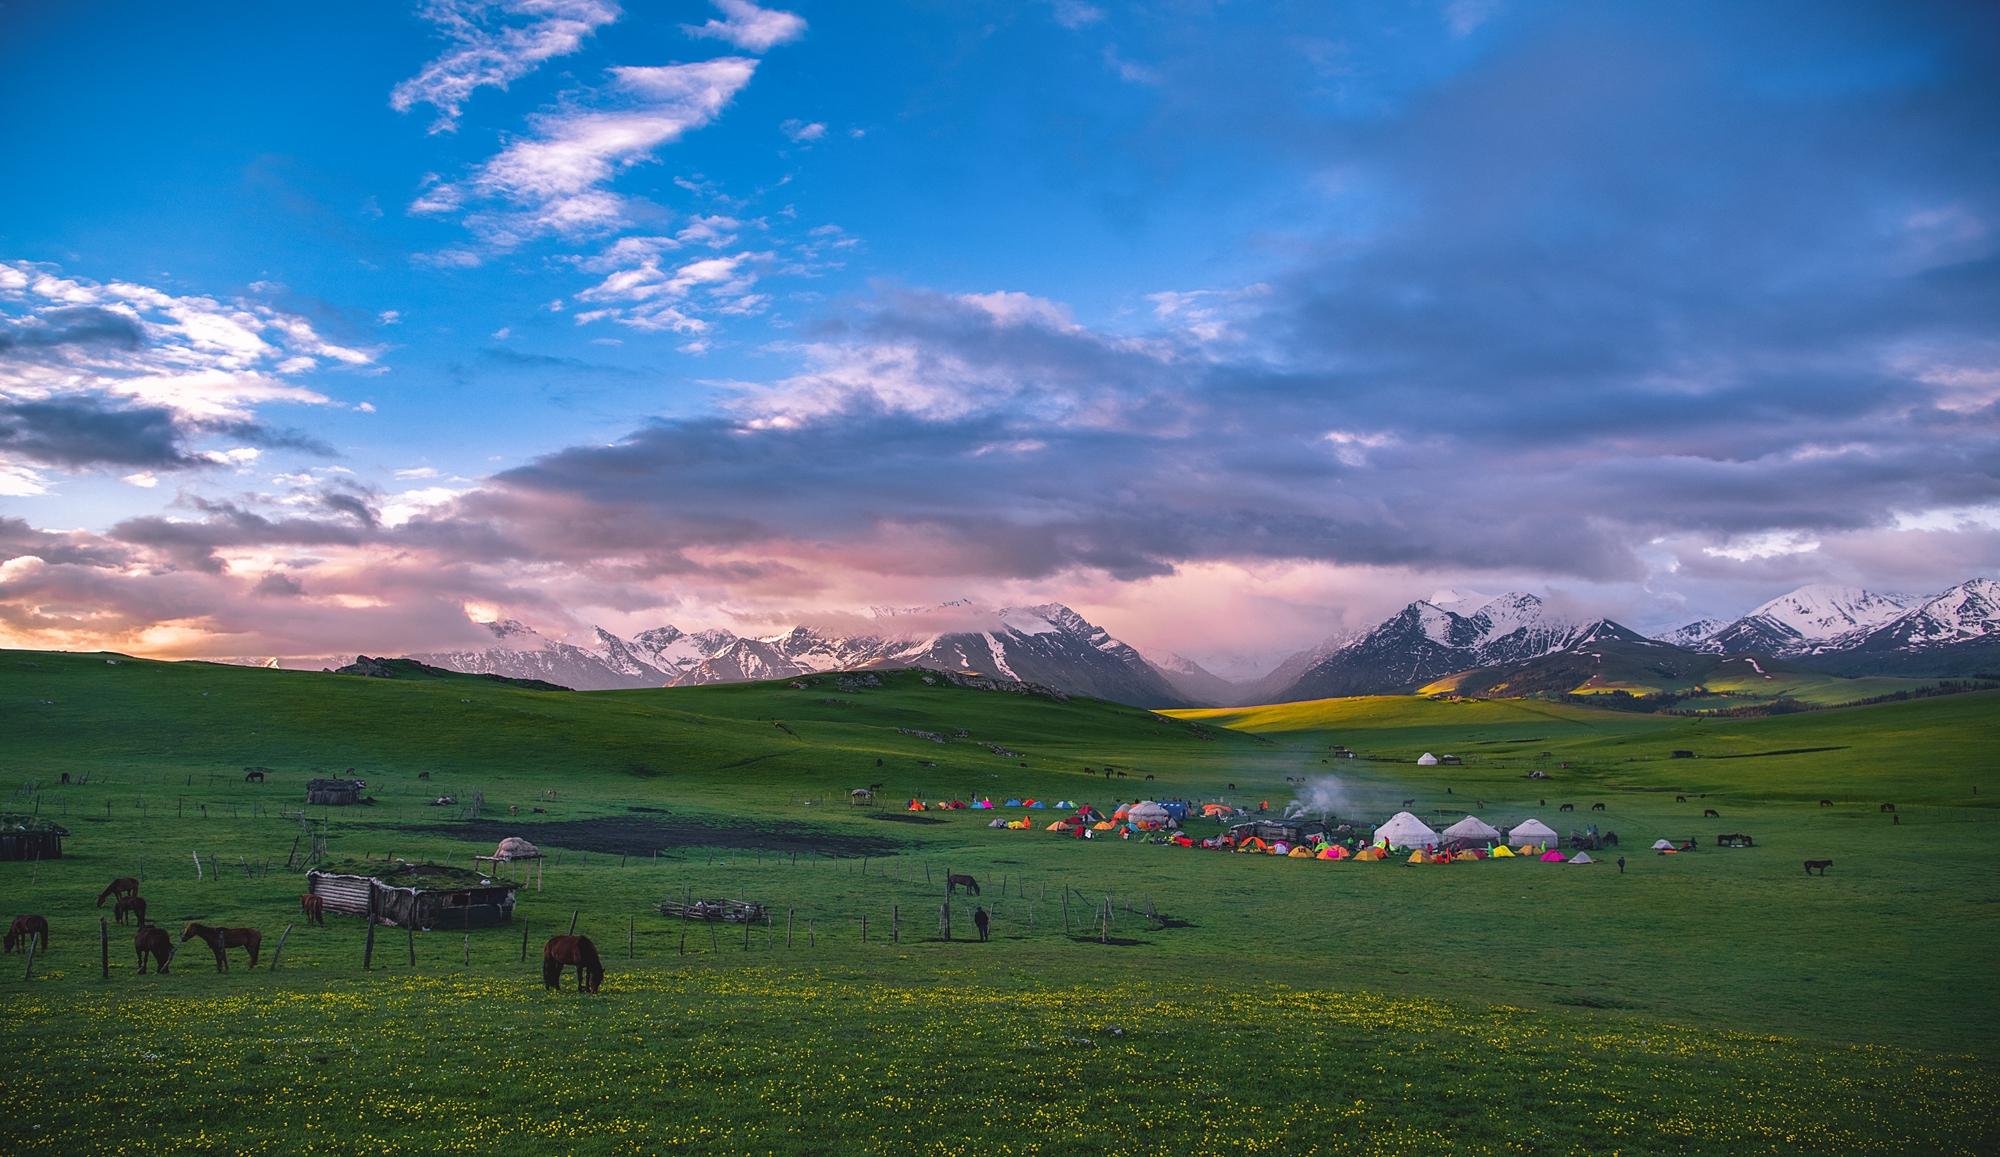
left=299, top=894, right=325, bottom=926
left=945, top=874, right=981, bottom=896
left=134, top=926, right=174, bottom=974
left=4, top=914, right=48, bottom=953
left=114, top=895, right=148, bottom=926
left=1803, top=859, right=1833, bottom=876
left=180, top=923, right=262, bottom=971
left=97, top=878, right=139, bottom=907
left=542, top=935, right=604, bottom=993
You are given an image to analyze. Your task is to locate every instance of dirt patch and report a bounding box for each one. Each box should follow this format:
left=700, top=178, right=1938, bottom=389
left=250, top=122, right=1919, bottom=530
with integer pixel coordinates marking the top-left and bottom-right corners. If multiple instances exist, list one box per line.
left=868, top=813, right=946, bottom=825
left=432, top=815, right=906, bottom=858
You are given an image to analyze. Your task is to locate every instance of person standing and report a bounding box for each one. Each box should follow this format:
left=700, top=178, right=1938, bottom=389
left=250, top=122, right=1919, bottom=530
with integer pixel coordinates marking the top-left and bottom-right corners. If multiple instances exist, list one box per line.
left=973, top=907, right=990, bottom=942
left=1617, top=856, right=1626, bottom=874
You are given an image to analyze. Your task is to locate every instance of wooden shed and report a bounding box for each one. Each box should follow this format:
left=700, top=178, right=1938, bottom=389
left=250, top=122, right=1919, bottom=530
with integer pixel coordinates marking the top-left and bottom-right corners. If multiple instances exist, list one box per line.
left=306, top=778, right=365, bottom=806
left=0, top=816, right=65, bottom=861
left=1228, top=818, right=1332, bottom=845
left=307, top=863, right=518, bottom=930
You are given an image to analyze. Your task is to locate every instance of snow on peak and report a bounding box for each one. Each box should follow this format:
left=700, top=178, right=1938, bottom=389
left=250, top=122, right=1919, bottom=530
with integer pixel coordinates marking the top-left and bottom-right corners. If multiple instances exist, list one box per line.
left=1747, top=585, right=1919, bottom=641
left=1468, top=591, right=1555, bottom=636
left=1658, top=618, right=1726, bottom=647
left=1427, top=588, right=1490, bottom=613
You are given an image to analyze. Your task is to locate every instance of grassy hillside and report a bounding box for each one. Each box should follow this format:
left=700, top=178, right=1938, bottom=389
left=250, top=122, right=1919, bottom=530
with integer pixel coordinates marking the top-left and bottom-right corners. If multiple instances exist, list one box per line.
left=3, top=650, right=1998, bottom=1154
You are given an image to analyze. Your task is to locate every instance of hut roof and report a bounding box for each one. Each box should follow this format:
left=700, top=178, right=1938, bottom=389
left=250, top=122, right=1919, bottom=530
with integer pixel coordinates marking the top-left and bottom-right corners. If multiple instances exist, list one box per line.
left=493, top=836, right=541, bottom=860
left=1439, top=815, right=1501, bottom=842
left=1374, top=811, right=1441, bottom=848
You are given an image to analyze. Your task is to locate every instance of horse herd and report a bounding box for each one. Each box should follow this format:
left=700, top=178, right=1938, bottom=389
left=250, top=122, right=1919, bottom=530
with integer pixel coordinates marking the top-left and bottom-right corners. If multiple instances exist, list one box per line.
left=6, top=877, right=608, bottom=992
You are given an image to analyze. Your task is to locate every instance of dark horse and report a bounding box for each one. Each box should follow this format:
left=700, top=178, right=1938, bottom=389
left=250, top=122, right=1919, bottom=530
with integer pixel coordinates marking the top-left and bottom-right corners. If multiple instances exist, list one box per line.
left=5, top=914, right=49, bottom=953
left=1704, top=808, right=1721, bottom=818
left=945, top=874, right=981, bottom=896
left=542, top=935, right=605, bottom=993
left=1803, top=859, right=1833, bottom=876
left=114, top=895, right=148, bottom=926
left=299, top=894, right=325, bottom=926
left=181, top=923, right=262, bottom=971
left=244, top=769, right=264, bottom=783
left=97, top=878, right=139, bottom=908
left=135, top=926, right=174, bottom=974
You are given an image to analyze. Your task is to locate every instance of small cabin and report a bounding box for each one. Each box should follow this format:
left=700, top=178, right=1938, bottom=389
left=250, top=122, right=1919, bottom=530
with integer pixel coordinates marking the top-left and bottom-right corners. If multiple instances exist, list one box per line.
left=307, top=863, right=518, bottom=930
left=306, top=778, right=366, bottom=806
left=1671, top=750, right=1696, bottom=759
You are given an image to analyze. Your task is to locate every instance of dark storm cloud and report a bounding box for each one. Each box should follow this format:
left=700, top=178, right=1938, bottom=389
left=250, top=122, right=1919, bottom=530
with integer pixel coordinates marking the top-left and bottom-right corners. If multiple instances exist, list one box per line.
left=0, top=307, right=143, bottom=352
left=0, top=397, right=334, bottom=470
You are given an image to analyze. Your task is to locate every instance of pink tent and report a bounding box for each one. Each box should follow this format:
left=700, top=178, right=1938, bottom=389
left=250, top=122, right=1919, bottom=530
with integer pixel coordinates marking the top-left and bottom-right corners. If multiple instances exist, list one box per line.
left=1539, top=850, right=1566, bottom=862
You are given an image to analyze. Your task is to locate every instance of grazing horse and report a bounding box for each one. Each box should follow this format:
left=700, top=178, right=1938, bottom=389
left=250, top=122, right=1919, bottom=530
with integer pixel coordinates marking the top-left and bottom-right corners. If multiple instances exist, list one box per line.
left=1590, top=803, right=1607, bottom=811
left=1704, top=808, right=1720, bottom=818
left=418, top=771, right=430, bottom=779
left=1819, top=799, right=1833, bottom=807
left=973, top=907, right=991, bottom=942
left=1558, top=803, right=1575, bottom=812
left=114, top=895, right=148, bottom=927
left=4, top=914, right=49, bottom=953
left=97, top=878, right=139, bottom=908
left=1803, top=859, right=1833, bottom=876
left=542, top=935, right=604, bottom=993
left=243, top=769, right=264, bottom=783
left=1879, top=803, right=1896, bottom=813
left=1676, top=795, right=1686, bottom=802
left=945, top=874, right=981, bottom=896
left=180, top=923, right=262, bottom=971
left=1144, top=774, right=1155, bottom=781
left=299, top=894, right=325, bottom=927
left=135, top=926, right=174, bottom=974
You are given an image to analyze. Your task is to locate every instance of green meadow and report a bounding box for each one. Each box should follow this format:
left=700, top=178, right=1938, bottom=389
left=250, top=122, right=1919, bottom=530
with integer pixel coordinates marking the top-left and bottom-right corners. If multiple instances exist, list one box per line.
left=2, top=650, right=1997, bottom=1154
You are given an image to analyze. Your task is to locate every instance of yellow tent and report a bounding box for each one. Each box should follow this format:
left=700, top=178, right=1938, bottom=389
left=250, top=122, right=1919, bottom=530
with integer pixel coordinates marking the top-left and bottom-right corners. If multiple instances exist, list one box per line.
left=1491, top=844, right=1515, bottom=858
left=1408, top=849, right=1435, bottom=864
left=1288, top=846, right=1314, bottom=858
left=1092, top=821, right=1116, bottom=830
left=1352, top=848, right=1381, bottom=861
left=1045, top=820, right=1069, bottom=831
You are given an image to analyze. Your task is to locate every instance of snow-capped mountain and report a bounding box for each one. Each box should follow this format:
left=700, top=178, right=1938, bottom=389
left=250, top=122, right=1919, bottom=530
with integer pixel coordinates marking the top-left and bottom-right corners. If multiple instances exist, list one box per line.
left=1142, top=650, right=1241, bottom=706
left=394, top=603, right=1197, bottom=706
left=1248, top=592, right=1595, bottom=704
left=1678, top=585, right=1920, bottom=657
left=1658, top=618, right=1727, bottom=649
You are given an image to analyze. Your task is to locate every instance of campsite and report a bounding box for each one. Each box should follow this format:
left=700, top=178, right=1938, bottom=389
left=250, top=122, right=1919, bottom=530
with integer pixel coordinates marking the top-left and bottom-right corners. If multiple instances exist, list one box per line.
left=1, top=651, right=1996, bottom=1154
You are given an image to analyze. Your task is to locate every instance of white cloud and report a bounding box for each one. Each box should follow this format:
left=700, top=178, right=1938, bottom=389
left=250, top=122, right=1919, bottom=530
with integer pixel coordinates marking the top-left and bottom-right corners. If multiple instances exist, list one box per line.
left=1, top=259, right=371, bottom=422
left=391, top=0, right=623, bottom=134
left=573, top=249, right=772, bottom=331
left=683, top=0, right=806, bottom=53
left=379, top=486, right=471, bottom=528
left=377, top=309, right=402, bottom=325
left=780, top=119, right=826, bottom=142
left=396, top=466, right=443, bottom=479
left=121, top=471, right=159, bottom=487
left=0, top=464, right=52, bottom=496
left=419, top=58, right=759, bottom=245
left=1050, top=1, right=1105, bottom=29
left=1703, top=531, right=1823, bottom=561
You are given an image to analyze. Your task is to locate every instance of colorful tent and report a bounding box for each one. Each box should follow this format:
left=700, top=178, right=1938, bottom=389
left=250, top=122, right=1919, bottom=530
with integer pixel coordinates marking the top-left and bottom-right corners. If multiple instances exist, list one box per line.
left=1236, top=836, right=1271, bottom=852
left=1375, top=811, right=1442, bottom=849
left=1054, top=800, right=1076, bottom=809
left=988, top=818, right=1008, bottom=827
left=1408, top=849, right=1437, bottom=864
left=1046, top=820, right=1069, bottom=831
left=908, top=800, right=926, bottom=811
left=1508, top=818, right=1560, bottom=848
left=1539, top=850, right=1566, bottom=862
left=1491, top=844, right=1515, bottom=858
left=1568, top=851, right=1595, bottom=864
left=1003, top=799, right=1022, bottom=807
left=1288, top=846, right=1315, bottom=858
left=1128, top=801, right=1171, bottom=828
left=1028, top=801, right=1046, bottom=808
left=1316, top=846, right=1348, bottom=860
left=1352, top=848, right=1383, bottom=861
left=1440, top=816, right=1502, bottom=844
left=1092, top=821, right=1116, bottom=831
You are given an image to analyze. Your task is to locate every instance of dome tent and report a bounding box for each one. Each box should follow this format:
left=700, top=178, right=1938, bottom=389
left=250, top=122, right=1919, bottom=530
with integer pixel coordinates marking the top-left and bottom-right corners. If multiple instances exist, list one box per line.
left=1507, top=818, right=1560, bottom=848
left=1416, top=752, right=1440, bottom=766
left=1439, top=816, right=1501, bottom=845
left=1127, top=801, right=1172, bottom=828
left=1652, top=838, right=1676, bottom=850
left=1374, top=811, right=1441, bottom=849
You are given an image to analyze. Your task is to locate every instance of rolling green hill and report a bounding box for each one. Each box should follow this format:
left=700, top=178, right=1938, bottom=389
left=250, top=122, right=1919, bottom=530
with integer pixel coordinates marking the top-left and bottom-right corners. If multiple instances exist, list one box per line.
left=3, top=649, right=1998, bottom=1154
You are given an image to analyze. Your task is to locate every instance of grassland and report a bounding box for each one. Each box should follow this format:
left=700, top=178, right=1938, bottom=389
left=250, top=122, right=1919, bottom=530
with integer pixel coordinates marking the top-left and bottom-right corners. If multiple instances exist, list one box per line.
left=3, top=650, right=1997, bottom=1154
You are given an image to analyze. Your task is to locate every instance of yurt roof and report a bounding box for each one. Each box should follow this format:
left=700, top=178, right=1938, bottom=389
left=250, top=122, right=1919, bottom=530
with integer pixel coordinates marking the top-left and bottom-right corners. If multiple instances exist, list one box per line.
left=1509, top=817, right=1559, bottom=839
left=1374, top=811, right=1441, bottom=844
left=1440, top=816, right=1501, bottom=841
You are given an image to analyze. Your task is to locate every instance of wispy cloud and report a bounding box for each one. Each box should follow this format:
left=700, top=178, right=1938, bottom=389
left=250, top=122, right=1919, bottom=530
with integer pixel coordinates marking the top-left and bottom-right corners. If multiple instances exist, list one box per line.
left=682, top=0, right=806, bottom=53
left=391, top=0, right=622, bottom=134
left=412, top=58, right=760, bottom=246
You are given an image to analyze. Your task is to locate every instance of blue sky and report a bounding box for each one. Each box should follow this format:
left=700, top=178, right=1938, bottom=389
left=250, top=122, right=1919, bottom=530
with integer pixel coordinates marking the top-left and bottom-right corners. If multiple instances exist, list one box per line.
left=1, top=0, right=1996, bottom=672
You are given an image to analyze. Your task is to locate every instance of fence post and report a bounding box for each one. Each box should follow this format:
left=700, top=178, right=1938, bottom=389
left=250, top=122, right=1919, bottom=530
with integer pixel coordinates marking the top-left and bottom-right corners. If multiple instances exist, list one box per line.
left=363, top=888, right=377, bottom=970
left=893, top=905, right=899, bottom=943
left=23, top=935, right=36, bottom=980
left=521, top=919, right=530, bottom=963
left=270, top=924, right=293, bottom=971
left=568, top=909, right=579, bottom=936
left=192, top=850, right=203, bottom=882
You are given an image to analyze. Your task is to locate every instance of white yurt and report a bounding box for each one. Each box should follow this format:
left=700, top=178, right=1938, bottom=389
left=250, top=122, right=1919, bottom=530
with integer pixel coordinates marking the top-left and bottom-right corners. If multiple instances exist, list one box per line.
left=1127, top=801, right=1172, bottom=828
left=1416, top=752, right=1440, bottom=766
left=1440, top=815, right=1501, bottom=844
left=1374, top=811, right=1441, bottom=849
left=1507, top=817, right=1559, bottom=848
